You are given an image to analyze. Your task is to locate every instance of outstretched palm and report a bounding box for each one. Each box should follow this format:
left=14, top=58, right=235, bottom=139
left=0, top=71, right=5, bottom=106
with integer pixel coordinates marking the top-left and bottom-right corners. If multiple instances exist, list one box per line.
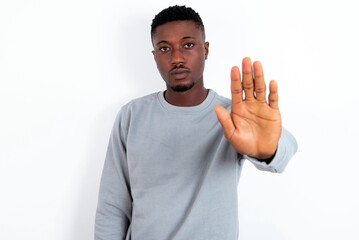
left=214, top=57, right=282, bottom=160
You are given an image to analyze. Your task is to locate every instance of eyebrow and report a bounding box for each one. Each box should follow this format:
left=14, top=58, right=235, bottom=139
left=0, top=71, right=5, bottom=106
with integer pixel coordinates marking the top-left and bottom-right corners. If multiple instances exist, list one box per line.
left=155, top=36, right=196, bottom=46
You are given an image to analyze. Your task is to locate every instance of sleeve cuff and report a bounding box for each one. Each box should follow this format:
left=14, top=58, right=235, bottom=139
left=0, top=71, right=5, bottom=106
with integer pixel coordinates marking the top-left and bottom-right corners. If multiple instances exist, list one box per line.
left=243, top=127, right=298, bottom=173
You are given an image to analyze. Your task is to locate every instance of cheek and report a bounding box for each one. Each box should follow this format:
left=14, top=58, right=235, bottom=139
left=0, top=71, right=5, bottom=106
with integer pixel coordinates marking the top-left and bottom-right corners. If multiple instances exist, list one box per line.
left=155, top=61, right=167, bottom=75
left=154, top=58, right=170, bottom=80
left=192, top=54, right=206, bottom=71
left=154, top=55, right=168, bottom=69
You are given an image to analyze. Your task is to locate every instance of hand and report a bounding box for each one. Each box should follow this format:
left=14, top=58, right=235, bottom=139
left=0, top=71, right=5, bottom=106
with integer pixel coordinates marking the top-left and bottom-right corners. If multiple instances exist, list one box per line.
left=214, top=57, right=282, bottom=160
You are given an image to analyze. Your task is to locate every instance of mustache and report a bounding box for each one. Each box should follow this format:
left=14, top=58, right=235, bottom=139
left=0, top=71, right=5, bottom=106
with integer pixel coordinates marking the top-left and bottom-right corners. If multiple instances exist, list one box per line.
left=170, top=66, right=190, bottom=75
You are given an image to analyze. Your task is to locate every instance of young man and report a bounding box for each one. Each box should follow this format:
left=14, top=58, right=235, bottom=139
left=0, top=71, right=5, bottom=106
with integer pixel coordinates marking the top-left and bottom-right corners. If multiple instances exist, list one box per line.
left=95, top=5, right=297, bottom=240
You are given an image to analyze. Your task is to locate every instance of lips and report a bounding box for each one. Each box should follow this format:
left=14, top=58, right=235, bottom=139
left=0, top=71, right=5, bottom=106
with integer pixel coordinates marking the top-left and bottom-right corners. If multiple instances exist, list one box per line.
left=170, top=68, right=190, bottom=80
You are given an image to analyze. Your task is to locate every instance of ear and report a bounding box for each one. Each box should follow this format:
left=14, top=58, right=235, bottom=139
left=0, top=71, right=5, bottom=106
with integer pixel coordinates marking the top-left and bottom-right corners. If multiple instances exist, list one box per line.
left=204, top=42, right=209, bottom=59
left=152, top=50, right=157, bottom=61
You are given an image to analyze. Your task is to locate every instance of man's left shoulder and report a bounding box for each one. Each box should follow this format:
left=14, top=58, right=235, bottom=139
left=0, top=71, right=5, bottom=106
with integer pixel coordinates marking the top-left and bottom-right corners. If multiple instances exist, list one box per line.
left=211, top=90, right=231, bottom=108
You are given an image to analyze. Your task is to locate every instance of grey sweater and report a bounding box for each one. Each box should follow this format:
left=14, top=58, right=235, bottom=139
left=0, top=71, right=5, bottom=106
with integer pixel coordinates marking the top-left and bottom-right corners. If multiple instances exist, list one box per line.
left=95, top=90, right=297, bottom=240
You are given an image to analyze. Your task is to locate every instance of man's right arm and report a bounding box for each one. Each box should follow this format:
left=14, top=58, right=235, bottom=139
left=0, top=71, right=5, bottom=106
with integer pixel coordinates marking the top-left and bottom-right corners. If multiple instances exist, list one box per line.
left=95, top=111, right=132, bottom=240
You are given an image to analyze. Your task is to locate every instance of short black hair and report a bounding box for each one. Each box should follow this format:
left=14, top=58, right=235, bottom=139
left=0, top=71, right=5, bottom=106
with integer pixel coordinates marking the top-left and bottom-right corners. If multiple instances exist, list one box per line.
left=151, top=5, right=205, bottom=38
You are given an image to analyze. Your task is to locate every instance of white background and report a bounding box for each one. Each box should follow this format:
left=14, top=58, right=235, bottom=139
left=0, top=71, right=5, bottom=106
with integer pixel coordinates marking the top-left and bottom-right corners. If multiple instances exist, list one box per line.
left=1, top=0, right=358, bottom=239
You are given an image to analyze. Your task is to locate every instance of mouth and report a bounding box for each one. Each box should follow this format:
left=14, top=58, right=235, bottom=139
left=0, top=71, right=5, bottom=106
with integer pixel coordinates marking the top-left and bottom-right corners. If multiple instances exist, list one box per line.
left=170, top=68, right=190, bottom=80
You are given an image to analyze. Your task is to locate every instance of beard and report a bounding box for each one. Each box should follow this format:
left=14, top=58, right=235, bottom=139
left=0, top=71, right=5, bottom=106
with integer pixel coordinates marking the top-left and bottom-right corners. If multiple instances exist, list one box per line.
left=170, top=82, right=195, bottom=92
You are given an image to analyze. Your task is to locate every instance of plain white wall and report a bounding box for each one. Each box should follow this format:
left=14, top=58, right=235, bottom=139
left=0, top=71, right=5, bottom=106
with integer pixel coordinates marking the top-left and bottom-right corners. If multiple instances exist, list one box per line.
left=1, top=0, right=358, bottom=239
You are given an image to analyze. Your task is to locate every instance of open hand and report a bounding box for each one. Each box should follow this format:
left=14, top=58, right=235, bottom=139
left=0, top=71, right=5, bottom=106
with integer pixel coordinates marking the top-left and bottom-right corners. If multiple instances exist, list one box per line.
left=214, top=57, right=282, bottom=160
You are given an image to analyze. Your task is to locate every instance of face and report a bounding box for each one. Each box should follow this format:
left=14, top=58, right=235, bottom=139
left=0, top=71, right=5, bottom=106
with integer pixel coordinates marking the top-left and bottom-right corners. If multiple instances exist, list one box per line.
left=152, top=21, right=209, bottom=92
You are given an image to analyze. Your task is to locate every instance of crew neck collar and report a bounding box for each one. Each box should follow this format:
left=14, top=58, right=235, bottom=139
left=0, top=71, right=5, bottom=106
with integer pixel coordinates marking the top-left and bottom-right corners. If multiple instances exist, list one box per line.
left=157, top=89, right=215, bottom=113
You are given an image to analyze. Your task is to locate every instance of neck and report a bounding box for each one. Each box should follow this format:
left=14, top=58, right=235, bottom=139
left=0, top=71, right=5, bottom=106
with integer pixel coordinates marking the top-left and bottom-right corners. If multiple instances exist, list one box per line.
left=164, top=85, right=208, bottom=107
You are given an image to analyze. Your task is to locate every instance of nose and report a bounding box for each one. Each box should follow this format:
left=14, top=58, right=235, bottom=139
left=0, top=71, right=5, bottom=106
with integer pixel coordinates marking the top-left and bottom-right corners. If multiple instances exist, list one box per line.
left=171, top=48, right=185, bottom=66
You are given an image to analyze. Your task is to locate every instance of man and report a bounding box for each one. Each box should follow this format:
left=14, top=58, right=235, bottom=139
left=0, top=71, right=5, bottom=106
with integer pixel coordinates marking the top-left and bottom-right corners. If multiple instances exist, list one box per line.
left=95, top=5, right=297, bottom=240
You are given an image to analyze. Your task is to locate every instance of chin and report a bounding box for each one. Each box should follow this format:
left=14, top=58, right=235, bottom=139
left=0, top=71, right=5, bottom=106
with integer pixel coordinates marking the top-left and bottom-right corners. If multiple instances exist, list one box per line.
left=171, top=82, right=195, bottom=92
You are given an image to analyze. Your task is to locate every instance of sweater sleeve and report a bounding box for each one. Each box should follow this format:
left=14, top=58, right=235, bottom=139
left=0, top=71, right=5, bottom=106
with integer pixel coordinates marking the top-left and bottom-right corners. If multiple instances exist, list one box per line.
left=95, top=110, right=132, bottom=240
left=244, top=127, right=298, bottom=173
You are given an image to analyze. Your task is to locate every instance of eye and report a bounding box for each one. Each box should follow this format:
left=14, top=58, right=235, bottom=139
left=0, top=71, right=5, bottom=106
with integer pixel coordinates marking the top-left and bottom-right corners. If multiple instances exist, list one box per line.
left=183, top=43, right=194, bottom=48
left=159, top=46, right=170, bottom=52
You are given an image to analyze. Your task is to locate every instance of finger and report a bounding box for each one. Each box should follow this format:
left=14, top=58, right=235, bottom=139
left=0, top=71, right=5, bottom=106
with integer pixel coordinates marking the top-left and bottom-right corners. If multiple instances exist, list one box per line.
left=268, top=80, right=279, bottom=109
left=253, top=61, right=266, bottom=103
left=231, top=66, right=243, bottom=104
left=214, top=105, right=235, bottom=140
left=242, top=57, right=255, bottom=100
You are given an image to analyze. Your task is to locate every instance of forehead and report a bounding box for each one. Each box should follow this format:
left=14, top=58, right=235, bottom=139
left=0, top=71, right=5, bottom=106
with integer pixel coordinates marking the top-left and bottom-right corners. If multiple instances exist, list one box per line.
left=152, top=20, right=204, bottom=43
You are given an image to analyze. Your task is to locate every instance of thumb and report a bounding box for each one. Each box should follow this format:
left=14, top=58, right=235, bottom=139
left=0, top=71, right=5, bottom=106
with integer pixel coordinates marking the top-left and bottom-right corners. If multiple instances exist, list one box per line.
left=214, top=105, right=235, bottom=140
